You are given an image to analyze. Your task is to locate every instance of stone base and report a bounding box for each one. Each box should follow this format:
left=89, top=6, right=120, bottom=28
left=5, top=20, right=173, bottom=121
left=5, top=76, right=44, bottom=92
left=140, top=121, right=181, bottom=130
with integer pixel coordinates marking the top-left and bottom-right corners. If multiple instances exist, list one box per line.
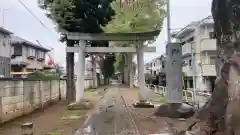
left=133, top=100, right=155, bottom=108
left=154, top=103, right=195, bottom=119
left=68, top=99, right=93, bottom=110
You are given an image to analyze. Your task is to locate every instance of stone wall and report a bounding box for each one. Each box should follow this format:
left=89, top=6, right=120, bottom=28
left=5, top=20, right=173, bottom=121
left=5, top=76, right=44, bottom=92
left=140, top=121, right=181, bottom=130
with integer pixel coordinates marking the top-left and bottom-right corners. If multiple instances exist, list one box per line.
left=0, top=79, right=66, bottom=123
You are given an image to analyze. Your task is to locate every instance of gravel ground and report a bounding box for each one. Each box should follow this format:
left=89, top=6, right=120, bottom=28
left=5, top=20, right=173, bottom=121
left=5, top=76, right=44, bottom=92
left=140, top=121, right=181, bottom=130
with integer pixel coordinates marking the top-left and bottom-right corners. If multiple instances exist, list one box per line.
left=76, top=86, right=139, bottom=135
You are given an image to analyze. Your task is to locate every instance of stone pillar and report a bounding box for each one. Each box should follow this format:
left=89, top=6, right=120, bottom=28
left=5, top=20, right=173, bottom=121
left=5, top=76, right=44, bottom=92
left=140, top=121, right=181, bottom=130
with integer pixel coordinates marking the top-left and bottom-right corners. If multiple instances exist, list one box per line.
left=128, top=53, right=134, bottom=88
left=92, top=56, right=98, bottom=88
left=154, top=43, right=194, bottom=118
left=76, top=41, right=86, bottom=103
left=123, top=53, right=129, bottom=84
left=137, top=49, right=145, bottom=101
left=165, top=43, right=183, bottom=103
left=133, top=48, right=154, bottom=108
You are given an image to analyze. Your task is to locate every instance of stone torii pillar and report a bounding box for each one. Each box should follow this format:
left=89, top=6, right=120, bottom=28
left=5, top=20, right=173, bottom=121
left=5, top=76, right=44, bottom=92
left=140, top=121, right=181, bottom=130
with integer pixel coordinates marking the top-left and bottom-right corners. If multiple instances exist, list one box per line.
left=76, top=40, right=86, bottom=103
left=137, top=47, right=145, bottom=100
left=128, top=53, right=134, bottom=88
left=123, top=53, right=129, bottom=84
left=133, top=45, right=154, bottom=108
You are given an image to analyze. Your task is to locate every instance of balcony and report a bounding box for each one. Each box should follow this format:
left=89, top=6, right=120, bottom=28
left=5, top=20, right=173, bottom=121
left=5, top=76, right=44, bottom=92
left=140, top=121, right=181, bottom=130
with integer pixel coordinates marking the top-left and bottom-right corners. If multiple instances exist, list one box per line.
left=11, top=56, right=28, bottom=66
left=201, top=64, right=216, bottom=76
left=182, top=43, right=195, bottom=57
left=200, top=39, right=216, bottom=52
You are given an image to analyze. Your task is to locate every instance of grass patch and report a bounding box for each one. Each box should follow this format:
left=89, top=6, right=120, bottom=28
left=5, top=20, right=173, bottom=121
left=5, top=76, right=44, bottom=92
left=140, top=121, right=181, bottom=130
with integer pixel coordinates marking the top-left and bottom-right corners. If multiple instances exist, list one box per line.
left=159, top=95, right=165, bottom=103
left=85, top=88, right=97, bottom=92
left=84, top=90, right=98, bottom=99
left=155, top=94, right=165, bottom=104
left=61, top=110, right=87, bottom=120
left=46, top=131, right=62, bottom=135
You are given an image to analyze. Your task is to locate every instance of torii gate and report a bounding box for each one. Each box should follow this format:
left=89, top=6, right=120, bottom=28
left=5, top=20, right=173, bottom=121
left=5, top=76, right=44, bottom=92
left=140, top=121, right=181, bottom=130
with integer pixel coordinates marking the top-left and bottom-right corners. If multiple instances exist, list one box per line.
left=64, top=30, right=160, bottom=105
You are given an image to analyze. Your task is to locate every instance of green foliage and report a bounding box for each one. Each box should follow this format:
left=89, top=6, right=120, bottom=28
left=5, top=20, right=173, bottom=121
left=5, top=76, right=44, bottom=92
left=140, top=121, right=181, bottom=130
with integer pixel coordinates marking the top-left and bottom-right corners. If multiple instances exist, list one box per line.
left=28, top=71, right=60, bottom=80
left=38, top=0, right=115, bottom=34
left=104, top=0, right=165, bottom=71
left=39, top=0, right=115, bottom=49
left=101, top=55, right=116, bottom=83
left=114, top=53, right=125, bottom=72
left=105, top=0, right=165, bottom=33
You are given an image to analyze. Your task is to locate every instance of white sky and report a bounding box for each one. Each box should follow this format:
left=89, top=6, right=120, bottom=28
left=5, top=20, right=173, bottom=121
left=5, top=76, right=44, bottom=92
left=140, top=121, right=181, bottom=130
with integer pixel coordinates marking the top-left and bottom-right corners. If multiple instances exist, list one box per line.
left=0, top=0, right=212, bottom=66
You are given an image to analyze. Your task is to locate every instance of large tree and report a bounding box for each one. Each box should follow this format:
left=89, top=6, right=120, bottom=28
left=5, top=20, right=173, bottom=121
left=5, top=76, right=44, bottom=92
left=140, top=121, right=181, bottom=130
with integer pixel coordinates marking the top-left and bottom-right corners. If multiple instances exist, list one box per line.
left=38, top=0, right=115, bottom=101
left=104, top=0, right=165, bottom=72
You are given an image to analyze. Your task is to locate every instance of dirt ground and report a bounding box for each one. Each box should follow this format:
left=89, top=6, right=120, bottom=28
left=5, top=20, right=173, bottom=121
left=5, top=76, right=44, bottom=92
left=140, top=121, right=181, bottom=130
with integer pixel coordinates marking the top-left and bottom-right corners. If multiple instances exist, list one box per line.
left=120, top=87, right=194, bottom=135
left=0, top=86, right=194, bottom=135
left=0, top=89, right=101, bottom=135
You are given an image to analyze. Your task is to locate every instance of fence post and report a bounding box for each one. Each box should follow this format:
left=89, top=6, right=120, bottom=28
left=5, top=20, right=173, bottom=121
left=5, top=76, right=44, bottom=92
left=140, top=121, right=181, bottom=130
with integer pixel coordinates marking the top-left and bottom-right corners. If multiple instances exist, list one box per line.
left=38, top=81, right=42, bottom=108
left=0, top=82, right=3, bottom=123
left=58, top=79, right=61, bottom=101
left=49, top=80, right=52, bottom=103
left=21, top=122, right=33, bottom=135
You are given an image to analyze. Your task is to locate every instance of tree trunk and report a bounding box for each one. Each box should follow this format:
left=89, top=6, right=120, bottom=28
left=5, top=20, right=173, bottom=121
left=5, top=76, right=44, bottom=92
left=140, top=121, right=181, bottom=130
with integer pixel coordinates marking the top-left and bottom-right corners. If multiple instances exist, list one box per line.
left=66, top=40, right=75, bottom=102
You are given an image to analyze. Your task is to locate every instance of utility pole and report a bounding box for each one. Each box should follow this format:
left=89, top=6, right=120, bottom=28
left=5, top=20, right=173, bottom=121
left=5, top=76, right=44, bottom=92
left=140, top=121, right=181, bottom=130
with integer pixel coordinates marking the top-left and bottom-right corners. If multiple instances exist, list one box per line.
left=166, top=0, right=171, bottom=43
left=0, top=8, right=7, bottom=27
left=191, top=43, right=197, bottom=105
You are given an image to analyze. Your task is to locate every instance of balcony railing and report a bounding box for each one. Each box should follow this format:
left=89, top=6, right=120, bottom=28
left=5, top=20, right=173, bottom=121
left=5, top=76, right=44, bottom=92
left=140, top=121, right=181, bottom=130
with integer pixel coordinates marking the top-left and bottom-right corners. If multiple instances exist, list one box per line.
left=201, top=64, right=216, bottom=76
left=11, top=56, right=28, bottom=66
left=200, top=39, right=216, bottom=52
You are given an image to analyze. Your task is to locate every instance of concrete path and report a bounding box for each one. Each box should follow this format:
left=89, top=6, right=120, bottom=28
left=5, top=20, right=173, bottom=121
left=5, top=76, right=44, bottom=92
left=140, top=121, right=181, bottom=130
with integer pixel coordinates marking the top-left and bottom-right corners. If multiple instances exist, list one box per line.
left=75, top=86, right=139, bottom=135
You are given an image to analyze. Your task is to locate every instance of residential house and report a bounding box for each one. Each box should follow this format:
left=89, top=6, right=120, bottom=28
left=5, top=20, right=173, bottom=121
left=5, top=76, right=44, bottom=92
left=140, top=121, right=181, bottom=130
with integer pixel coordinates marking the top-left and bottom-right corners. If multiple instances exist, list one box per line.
left=0, top=27, right=13, bottom=77
left=174, top=16, right=216, bottom=92
left=10, top=36, right=51, bottom=75
left=143, top=54, right=166, bottom=86
left=145, top=54, right=166, bottom=76
left=144, top=62, right=151, bottom=74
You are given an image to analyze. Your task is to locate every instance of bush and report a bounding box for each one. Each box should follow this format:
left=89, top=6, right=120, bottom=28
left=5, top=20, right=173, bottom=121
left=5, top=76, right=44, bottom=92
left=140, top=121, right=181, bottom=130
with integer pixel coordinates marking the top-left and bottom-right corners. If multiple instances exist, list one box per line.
left=27, top=71, right=60, bottom=80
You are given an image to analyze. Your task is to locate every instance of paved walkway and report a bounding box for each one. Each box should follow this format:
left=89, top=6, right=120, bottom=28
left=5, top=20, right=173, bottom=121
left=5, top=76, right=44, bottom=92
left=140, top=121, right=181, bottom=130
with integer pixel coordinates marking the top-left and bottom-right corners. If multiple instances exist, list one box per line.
left=75, top=85, right=139, bottom=135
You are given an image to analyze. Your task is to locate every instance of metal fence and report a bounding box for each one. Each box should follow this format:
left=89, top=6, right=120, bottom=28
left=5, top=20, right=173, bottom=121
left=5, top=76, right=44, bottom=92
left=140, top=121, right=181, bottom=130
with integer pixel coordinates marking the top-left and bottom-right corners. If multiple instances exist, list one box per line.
left=0, top=79, right=66, bottom=123
left=145, top=84, right=212, bottom=108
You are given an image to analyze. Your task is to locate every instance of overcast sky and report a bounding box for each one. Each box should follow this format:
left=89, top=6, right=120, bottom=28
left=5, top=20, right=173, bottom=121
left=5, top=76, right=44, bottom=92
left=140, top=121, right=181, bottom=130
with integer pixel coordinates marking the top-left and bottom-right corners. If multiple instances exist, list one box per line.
left=0, top=0, right=212, bottom=66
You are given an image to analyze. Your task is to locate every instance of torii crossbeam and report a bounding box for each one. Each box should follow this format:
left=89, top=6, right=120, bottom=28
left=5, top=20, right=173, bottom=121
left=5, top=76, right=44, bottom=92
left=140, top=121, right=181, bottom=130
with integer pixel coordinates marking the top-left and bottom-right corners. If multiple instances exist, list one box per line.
left=64, top=30, right=160, bottom=106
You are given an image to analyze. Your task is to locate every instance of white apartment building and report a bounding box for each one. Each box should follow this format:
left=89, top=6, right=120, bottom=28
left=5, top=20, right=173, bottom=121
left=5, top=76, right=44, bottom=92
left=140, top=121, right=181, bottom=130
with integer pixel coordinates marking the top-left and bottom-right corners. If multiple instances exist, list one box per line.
left=175, top=16, right=216, bottom=92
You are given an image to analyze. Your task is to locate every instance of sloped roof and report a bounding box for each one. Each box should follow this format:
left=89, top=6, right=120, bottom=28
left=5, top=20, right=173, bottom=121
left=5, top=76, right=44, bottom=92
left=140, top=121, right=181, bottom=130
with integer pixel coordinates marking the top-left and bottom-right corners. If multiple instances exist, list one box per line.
left=11, top=36, right=50, bottom=52
left=0, top=27, right=13, bottom=35
left=174, top=16, right=213, bottom=38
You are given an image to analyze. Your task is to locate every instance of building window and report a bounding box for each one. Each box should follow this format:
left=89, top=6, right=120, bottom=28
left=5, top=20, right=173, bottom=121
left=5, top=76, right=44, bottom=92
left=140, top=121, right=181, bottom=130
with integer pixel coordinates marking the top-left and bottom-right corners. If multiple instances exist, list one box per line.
left=28, top=48, right=36, bottom=58
left=13, top=44, right=22, bottom=56
left=189, top=59, right=192, bottom=66
left=162, top=62, right=165, bottom=68
left=210, top=56, right=216, bottom=65
left=209, top=32, right=215, bottom=39
left=37, top=51, right=45, bottom=60
left=189, top=79, right=193, bottom=88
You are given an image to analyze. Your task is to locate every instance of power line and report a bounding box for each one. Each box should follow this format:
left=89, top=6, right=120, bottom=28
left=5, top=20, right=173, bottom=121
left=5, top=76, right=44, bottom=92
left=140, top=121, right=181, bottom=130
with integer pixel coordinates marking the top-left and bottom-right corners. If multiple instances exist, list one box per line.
left=17, top=0, right=59, bottom=40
